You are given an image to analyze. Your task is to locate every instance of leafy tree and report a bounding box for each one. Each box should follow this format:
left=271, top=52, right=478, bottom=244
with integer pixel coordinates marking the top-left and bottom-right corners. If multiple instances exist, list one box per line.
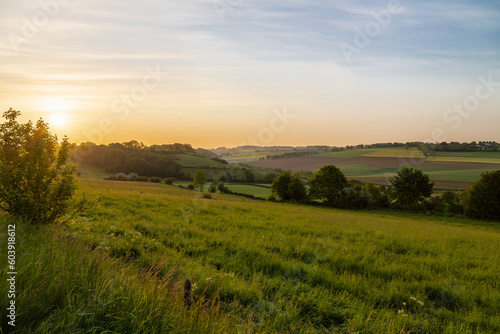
left=390, top=167, right=433, bottom=207
left=308, top=165, right=347, bottom=205
left=0, top=109, right=77, bottom=224
left=270, top=172, right=307, bottom=202
left=287, top=177, right=307, bottom=202
left=244, top=169, right=255, bottom=183
left=193, top=169, right=206, bottom=191
left=462, top=170, right=500, bottom=220
left=270, top=172, right=292, bottom=201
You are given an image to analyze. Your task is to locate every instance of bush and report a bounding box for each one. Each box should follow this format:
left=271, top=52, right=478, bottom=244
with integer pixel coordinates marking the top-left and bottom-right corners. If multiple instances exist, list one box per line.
left=116, top=173, right=128, bottom=181
left=136, top=176, right=149, bottom=182
left=127, top=173, right=139, bottom=181
left=0, top=109, right=77, bottom=224
left=209, top=181, right=218, bottom=193
left=187, top=184, right=195, bottom=190
left=150, top=177, right=161, bottom=183
left=202, top=192, right=212, bottom=199
left=164, top=177, right=176, bottom=185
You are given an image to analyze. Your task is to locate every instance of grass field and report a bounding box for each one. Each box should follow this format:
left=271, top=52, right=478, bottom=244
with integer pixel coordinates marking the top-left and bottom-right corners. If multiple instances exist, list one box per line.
left=225, top=184, right=272, bottom=198
left=2, top=179, right=498, bottom=333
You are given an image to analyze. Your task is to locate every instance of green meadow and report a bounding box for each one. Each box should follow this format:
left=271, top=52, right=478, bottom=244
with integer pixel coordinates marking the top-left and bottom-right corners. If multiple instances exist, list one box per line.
left=2, top=178, right=499, bottom=333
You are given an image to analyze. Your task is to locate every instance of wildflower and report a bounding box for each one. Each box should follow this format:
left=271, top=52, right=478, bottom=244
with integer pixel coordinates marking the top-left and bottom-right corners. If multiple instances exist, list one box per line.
left=410, top=296, right=417, bottom=301
left=402, top=302, right=407, bottom=306
left=402, top=314, right=408, bottom=317
left=417, top=300, right=424, bottom=306
left=397, top=310, right=404, bottom=314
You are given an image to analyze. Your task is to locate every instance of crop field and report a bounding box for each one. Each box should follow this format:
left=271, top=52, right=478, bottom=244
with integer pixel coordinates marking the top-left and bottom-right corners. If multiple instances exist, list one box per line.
left=3, top=179, right=498, bottom=333
left=249, top=148, right=500, bottom=187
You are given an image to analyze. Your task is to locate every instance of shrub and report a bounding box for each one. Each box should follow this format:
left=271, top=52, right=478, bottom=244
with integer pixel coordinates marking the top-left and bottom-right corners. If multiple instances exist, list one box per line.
left=150, top=176, right=161, bottom=183
left=116, top=173, right=128, bottom=181
left=0, top=109, right=77, bottom=224
left=136, top=176, right=149, bottom=182
left=202, top=192, right=212, bottom=199
left=209, top=181, right=218, bottom=193
left=187, top=184, right=195, bottom=190
left=164, top=177, right=176, bottom=185
left=127, top=173, right=139, bottom=181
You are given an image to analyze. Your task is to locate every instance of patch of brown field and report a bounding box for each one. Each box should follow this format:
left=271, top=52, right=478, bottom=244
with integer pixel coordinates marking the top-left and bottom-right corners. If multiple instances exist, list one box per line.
left=248, top=156, right=500, bottom=171
left=248, top=156, right=407, bottom=171
left=351, top=177, right=474, bottom=189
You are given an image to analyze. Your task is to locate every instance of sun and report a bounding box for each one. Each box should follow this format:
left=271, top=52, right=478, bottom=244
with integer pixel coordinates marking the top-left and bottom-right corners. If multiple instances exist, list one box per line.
left=48, top=113, right=68, bottom=128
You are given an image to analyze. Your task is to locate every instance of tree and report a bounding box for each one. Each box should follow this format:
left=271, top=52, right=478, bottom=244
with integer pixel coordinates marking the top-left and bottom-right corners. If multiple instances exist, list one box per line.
left=209, top=181, right=218, bottom=193
left=270, top=172, right=292, bottom=201
left=308, top=165, right=347, bottom=205
left=0, top=109, right=77, bottom=224
left=192, top=169, right=206, bottom=191
left=390, top=167, right=433, bottom=207
left=462, top=170, right=500, bottom=220
left=270, top=172, right=307, bottom=202
left=287, top=177, right=307, bottom=202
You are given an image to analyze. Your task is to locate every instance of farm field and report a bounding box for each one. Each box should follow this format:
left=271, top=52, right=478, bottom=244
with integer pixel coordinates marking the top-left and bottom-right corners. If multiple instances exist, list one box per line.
left=3, top=178, right=498, bottom=333
left=248, top=148, right=500, bottom=187
left=225, top=184, right=272, bottom=198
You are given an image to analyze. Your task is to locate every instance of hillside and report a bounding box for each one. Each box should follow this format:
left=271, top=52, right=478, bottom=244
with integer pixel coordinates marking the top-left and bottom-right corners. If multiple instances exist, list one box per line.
left=3, top=178, right=498, bottom=333
left=248, top=148, right=500, bottom=188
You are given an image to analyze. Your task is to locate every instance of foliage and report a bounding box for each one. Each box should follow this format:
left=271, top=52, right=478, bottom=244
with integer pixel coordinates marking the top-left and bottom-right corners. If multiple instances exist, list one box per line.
left=270, top=172, right=292, bottom=201
left=164, top=177, right=176, bottom=185
left=287, top=177, right=308, bottom=202
left=390, top=167, right=434, bottom=207
left=462, top=170, right=500, bottom=220
left=0, top=109, right=77, bottom=224
left=193, top=170, right=206, bottom=191
left=72, top=141, right=185, bottom=178
left=270, top=172, right=307, bottom=202
left=150, top=176, right=161, bottom=183
left=209, top=181, right=218, bottom=193
left=244, top=169, right=255, bottom=183
left=308, top=165, right=347, bottom=205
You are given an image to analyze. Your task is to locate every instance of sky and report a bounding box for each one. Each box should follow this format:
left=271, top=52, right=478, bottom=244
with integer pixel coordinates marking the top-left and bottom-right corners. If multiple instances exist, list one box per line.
left=1, top=0, right=499, bottom=148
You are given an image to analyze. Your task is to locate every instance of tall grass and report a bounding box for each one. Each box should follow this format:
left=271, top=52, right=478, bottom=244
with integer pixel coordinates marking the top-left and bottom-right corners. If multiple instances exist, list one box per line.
left=0, top=218, right=241, bottom=333
left=1, top=178, right=499, bottom=333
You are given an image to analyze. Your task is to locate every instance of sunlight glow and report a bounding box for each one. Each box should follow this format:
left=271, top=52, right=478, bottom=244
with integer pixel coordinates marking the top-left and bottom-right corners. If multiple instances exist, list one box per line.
left=48, top=113, right=68, bottom=128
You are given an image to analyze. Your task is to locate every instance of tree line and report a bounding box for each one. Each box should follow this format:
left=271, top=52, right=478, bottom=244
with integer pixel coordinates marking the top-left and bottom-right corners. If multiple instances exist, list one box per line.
left=72, top=141, right=195, bottom=179
left=267, top=165, right=500, bottom=220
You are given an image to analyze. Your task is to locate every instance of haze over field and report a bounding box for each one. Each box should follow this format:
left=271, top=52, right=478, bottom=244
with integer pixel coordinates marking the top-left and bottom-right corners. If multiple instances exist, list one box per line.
left=1, top=0, right=499, bottom=147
